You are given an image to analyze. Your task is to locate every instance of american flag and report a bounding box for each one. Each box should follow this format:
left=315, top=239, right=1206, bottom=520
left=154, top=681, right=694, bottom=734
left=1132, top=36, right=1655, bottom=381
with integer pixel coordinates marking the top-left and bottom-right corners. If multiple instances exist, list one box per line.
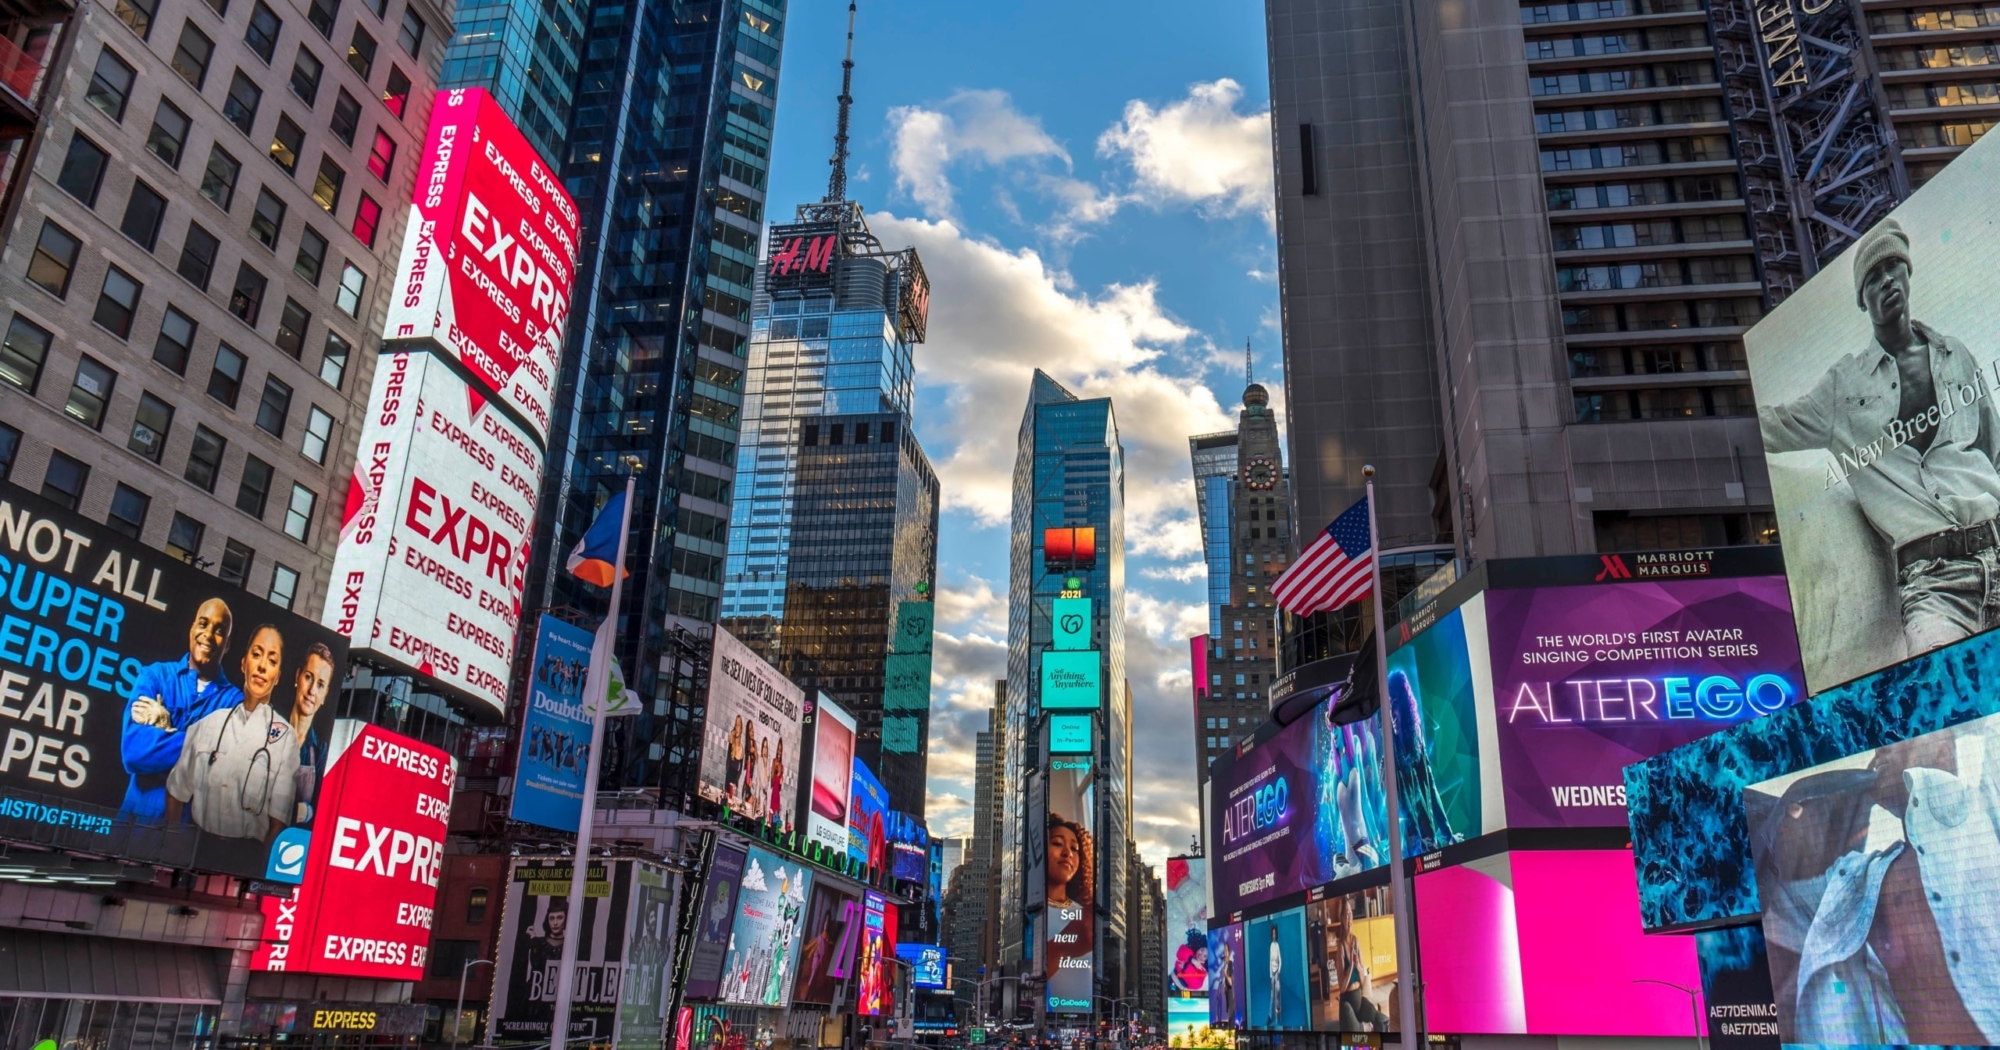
left=1271, top=496, right=1375, bottom=615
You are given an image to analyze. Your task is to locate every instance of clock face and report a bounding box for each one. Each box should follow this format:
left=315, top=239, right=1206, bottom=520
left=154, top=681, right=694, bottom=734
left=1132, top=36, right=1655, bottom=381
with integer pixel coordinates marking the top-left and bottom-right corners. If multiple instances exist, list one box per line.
left=1245, top=456, right=1277, bottom=491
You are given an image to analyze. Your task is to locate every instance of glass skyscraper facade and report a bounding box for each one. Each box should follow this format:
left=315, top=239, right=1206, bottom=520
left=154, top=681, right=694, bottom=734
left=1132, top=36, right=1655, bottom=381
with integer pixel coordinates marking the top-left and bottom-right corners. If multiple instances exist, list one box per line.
left=439, top=0, right=585, bottom=164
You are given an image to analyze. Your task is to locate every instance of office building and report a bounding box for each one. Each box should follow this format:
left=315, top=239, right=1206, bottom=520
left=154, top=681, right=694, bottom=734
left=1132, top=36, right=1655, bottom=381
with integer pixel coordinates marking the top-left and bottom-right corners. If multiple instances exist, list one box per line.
left=0, top=0, right=445, bottom=620
left=1000, top=371, right=1132, bottom=1020
left=947, top=683, right=1005, bottom=995
left=437, top=0, right=580, bottom=165
left=1128, top=850, right=1165, bottom=1033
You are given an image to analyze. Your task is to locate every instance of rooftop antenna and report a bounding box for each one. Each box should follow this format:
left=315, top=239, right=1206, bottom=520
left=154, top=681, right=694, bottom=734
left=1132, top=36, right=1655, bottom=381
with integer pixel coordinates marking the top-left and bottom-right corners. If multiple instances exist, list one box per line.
left=1245, top=338, right=1253, bottom=389
left=826, top=2, right=856, bottom=203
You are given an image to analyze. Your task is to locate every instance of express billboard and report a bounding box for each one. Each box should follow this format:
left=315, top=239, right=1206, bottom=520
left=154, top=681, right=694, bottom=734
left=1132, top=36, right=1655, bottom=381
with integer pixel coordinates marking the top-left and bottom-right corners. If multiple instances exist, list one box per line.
left=718, top=846, right=813, bottom=1007
left=805, top=694, right=855, bottom=855
left=381, top=87, right=580, bottom=444
left=250, top=722, right=454, bottom=979
left=0, top=482, right=342, bottom=879
left=511, top=614, right=593, bottom=831
left=698, top=627, right=802, bottom=830
left=1043, top=752, right=1094, bottom=1014
left=323, top=350, right=537, bottom=714
left=1165, top=856, right=1208, bottom=995
left=490, top=859, right=646, bottom=1044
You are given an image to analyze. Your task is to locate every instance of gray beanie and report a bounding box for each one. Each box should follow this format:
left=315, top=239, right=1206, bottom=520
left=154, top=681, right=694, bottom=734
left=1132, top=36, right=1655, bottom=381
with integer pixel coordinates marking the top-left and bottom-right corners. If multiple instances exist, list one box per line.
left=1853, top=218, right=1912, bottom=308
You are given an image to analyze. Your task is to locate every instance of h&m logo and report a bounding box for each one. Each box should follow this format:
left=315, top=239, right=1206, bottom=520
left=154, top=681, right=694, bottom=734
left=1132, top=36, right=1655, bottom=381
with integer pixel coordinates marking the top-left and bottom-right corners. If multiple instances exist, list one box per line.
left=770, top=234, right=837, bottom=276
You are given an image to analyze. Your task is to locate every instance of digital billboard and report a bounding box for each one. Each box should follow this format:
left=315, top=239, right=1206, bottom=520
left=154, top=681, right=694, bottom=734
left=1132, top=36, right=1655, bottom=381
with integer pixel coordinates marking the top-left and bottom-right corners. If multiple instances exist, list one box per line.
left=380, top=87, right=580, bottom=444
left=1694, top=925, right=1780, bottom=1050
left=1744, top=712, right=1999, bottom=1047
left=1049, top=714, right=1093, bottom=753
left=489, top=859, right=645, bottom=1044
left=897, top=943, right=946, bottom=988
left=718, top=846, right=813, bottom=1007
left=1245, top=907, right=1309, bottom=1031
left=1742, top=131, right=2000, bottom=695
left=1209, top=696, right=1389, bottom=917
left=1043, top=527, right=1097, bottom=572
left=848, top=758, right=889, bottom=871
left=1165, top=856, right=1208, bottom=995
left=1169, top=996, right=1232, bottom=1048
left=323, top=349, right=537, bottom=713
left=511, top=614, right=594, bottom=831
left=1041, top=650, right=1101, bottom=710
left=885, top=809, right=929, bottom=882
left=791, top=882, right=860, bottom=1006
left=1306, top=885, right=1395, bottom=1033
left=1052, top=597, right=1092, bottom=650
left=1385, top=597, right=1495, bottom=856
left=1043, top=753, right=1094, bottom=1014
left=698, top=628, right=802, bottom=831
left=883, top=599, right=933, bottom=755
left=1208, top=921, right=1246, bottom=1028
left=0, top=482, right=342, bottom=880
left=857, top=891, right=896, bottom=1016
left=805, top=695, right=855, bottom=856
left=683, top=843, right=745, bottom=1000
left=1483, top=575, right=1803, bottom=828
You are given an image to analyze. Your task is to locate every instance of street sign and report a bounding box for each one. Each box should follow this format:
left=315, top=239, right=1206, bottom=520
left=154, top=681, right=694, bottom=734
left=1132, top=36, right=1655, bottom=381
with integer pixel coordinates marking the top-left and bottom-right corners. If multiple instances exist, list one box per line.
left=969, top=1028, right=986, bottom=1044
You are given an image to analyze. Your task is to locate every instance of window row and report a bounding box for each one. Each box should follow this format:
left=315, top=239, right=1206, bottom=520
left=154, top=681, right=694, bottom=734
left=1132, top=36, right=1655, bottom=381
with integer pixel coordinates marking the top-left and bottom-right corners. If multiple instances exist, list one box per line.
left=1541, top=134, right=1733, bottom=171
left=1522, top=23, right=1708, bottom=60
left=1877, top=43, right=2000, bottom=69
left=1886, top=79, right=2000, bottom=108
left=1534, top=96, right=1723, bottom=133
left=1902, top=117, right=1997, bottom=147
left=1529, top=60, right=1718, bottom=95
left=1546, top=172, right=1740, bottom=209
left=1573, top=385, right=1755, bottom=422
left=1868, top=4, right=2000, bottom=33
left=1568, top=341, right=1749, bottom=378
left=1520, top=0, right=1705, bottom=24
left=1552, top=212, right=1747, bottom=250
left=1555, top=254, right=1756, bottom=292
left=1561, top=296, right=1765, bottom=333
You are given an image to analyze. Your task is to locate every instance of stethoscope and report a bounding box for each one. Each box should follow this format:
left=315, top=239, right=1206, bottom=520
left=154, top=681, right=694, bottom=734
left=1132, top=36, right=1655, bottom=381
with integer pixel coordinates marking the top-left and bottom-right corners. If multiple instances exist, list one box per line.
left=205, top=701, right=281, bottom=815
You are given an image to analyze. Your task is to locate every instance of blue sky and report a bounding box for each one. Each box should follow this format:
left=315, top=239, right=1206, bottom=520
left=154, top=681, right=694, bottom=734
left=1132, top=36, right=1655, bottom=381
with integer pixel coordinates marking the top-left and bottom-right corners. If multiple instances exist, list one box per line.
left=761, top=0, right=1277, bottom=864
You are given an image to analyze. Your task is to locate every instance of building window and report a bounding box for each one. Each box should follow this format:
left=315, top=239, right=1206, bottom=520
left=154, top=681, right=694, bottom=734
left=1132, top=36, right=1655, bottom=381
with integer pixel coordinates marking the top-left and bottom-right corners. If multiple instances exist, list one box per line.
left=382, top=66, right=410, bottom=117
left=107, top=483, right=150, bottom=538
left=397, top=9, right=424, bottom=53
left=185, top=425, right=226, bottom=491
left=26, top=221, right=80, bottom=297
left=256, top=376, right=292, bottom=436
left=118, top=181, right=166, bottom=252
left=306, top=0, right=336, bottom=36
left=283, top=483, right=314, bottom=540
left=200, top=147, right=241, bottom=210
left=335, top=262, right=364, bottom=317
left=346, top=26, right=375, bottom=77
left=64, top=356, right=116, bottom=429
left=56, top=133, right=109, bottom=206
left=302, top=405, right=333, bottom=463
left=208, top=343, right=246, bottom=406
left=219, top=538, right=254, bottom=587
left=367, top=130, right=395, bottom=182
left=178, top=221, right=221, bottom=289
left=351, top=194, right=380, bottom=246
left=289, top=47, right=322, bottom=103
left=113, top=0, right=156, bottom=38
left=146, top=101, right=191, bottom=167
left=171, top=22, right=213, bottom=88
left=237, top=455, right=273, bottom=517
left=154, top=307, right=196, bottom=373
left=166, top=512, right=204, bottom=563
left=41, top=451, right=89, bottom=510
left=269, top=115, right=305, bottom=173
left=275, top=299, right=309, bottom=358
left=129, top=392, right=174, bottom=462
left=319, top=331, right=349, bottom=388
left=223, top=70, right=262, bottom=135
left=229, top=263, right=267, bottom=324
left=86, top=48, right=136, bottom=121
left=244, top=1, right=281, bottom=62
left=268, top=563, right=298, bottom=608
left=330, top=89, right=360, bottom=145
left=0, top=425, right=13, bottom=482
left=0, top=315, right=51, bottom=392
left=312, top=156, right=344, bottom=212
left=295, top=226, right=328, bottom=284
left=94, top=267, right=144, bottom=338
left=466, top=886, right=488, bottom=923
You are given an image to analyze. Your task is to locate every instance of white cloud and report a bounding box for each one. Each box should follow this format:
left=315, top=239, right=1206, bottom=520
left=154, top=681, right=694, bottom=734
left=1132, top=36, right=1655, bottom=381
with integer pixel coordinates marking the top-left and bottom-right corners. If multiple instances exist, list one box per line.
left=1098, top=79, right=1274, bottom=224
left=1142, top=562, right=1207, bottom=584
left=888, top=90, right=1068, bottom=219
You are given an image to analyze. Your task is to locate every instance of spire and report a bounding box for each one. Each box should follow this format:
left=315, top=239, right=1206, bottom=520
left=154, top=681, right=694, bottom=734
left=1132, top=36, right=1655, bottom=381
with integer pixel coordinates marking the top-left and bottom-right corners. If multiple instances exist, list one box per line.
left=826, top=2, right=857, bottom=203
left=1244, top=338, right=1253, bottom=390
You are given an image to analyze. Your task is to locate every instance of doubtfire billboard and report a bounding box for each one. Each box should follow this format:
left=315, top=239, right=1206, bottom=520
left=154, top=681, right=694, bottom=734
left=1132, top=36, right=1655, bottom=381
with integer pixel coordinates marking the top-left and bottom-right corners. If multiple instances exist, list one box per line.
left=324, top=88, right=579, bottom=715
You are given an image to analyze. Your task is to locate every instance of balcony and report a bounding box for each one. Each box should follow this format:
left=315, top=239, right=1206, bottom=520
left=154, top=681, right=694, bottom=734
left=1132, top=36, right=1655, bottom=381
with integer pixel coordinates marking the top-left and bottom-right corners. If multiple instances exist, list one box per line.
left=0, top=30, right=50, bottom=137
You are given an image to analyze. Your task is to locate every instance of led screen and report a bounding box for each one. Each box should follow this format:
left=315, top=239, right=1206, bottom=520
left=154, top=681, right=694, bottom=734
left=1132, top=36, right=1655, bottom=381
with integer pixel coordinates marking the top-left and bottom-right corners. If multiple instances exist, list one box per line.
left=698, top=628, right=803, bottom=831
left=1386, top=598, right=1494, bottom=856
left=1049, top=714, right=1093, bottom=753
left=1043, top=753, right=1095, bottom=1014
left=857, top=892, right=895, bottom=1015
left=1041, top=649, right=1101, bottom=710
left=1306, top=885, right=1396, bottom=1033
left=1165, top=857, right=1208, bottom=995
left=718, top=846, right=813, bottom=1007
left=1484, top=575, right=1803, bottom=828
left=512, top=614, right=594, bottom=832
left=885, top=809, right=929, bottom=882
left=883, top=600, right=932, bottom=755
left=1245, top=907, right=1309, bottom=1031
left=1052, top=597, right=1092, bottom=650
left=489, top=859, right=643, bottom=1044
left=848, top=759, right=889, bottom=870
left=683, top=844, right=744, bottom=1000
left=1043, top=527, right=1097, bottom=571
left=1745, top=712, right=2000, bottom=1047
left=791, top=882, right=860, bottom=1006
left=1207, top=921, right=1246, bottom=1029
left=897, top=943, right=946, bottom=988
left=805, top=695, right=855, bottom=856
left=1695, top=925, right=1780, bottom=1050
left=1742, top=130, right=2000, bottom=694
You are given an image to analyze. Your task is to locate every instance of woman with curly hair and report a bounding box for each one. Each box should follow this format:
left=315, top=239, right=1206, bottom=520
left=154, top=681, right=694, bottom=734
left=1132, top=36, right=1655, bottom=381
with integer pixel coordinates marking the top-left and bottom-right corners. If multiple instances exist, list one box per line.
left=1046, top=813, right=1095, bottom=1004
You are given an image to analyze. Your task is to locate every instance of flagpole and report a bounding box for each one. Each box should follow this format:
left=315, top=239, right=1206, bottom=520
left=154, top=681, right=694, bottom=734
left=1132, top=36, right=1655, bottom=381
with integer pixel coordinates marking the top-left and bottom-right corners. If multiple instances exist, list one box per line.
left=550, top=470, right=636, bottom=1049
left=1363, top=465, right=1424, bottom=1045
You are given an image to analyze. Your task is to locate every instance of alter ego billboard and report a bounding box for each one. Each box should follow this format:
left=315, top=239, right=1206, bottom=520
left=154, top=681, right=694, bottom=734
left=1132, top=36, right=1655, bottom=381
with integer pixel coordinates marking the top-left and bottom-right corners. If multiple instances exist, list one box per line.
left=1386, top=598, right=1492, bottom=858
left=0, top=482, right=341, bottom=880
left=698, top=628, right=802, bottom=830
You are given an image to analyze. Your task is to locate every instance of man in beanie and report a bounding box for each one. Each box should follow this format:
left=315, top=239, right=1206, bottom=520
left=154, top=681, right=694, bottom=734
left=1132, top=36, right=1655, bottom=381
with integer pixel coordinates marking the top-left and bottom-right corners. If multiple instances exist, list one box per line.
left=1762, top=217, right=2000, bottom=654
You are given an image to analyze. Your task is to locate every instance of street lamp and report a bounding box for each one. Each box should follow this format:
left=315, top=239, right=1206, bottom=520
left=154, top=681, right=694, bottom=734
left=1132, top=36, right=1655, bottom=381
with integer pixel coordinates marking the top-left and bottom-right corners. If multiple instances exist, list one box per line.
left=451, top=958, right=494, bottom=1050
left=1633, top=979, right=1704, bottom=1050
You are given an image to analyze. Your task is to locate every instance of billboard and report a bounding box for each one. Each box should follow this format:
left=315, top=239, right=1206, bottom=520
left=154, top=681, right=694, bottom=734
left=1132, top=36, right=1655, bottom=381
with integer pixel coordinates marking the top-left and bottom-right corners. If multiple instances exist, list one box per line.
left=1043, top=753, right=1094, bottom=1014
left=698, top=628, right=803, bottom=830
left=1483, top=576, right=1804, bottom=828
left=1165, top=856, right=1208, bottom=995
left=885, top=809, right=929, bottom=882
left=1169, top=996, right=1232, bottom=1048
left=683, top=843, right=746, bottom=1000
left=511, top=614, right=594, bottom=831
left=0, top=482, right=341, bottom=880
left=1209, top=697, right=1389, bottom=917
left=489, top=859, right=644, bottom=1045
left=1742, top=131, right=2000, bottom=695
left=1386, top=598, right=1494, bottom=856
left=323, top=350, right=537, bottom=713
left=1207, top=921, right=1246, bottom=1028
left=805, top=695, right=855, bottom=855
left=847, top=758, right=889, bottom=871
left=1043, top=527, right=1097, bottom=572
left=791, top=882, right=861, bottom=1006
left=763, top=222, right=841, bottom=291
left=718, top=846, right=812, bottom=1007
left=1306, top=885, right=1395, bottom=1033
left=857, top=891, right=896, bottom=1016
left=1041, top=650, right=1101, bottom=710
left=897, top=943, right=946, bottom=988
left=1052, top=597, right=1091, bottom=650
left=1050, top=714, right=1093, bottom=753
left=380, top=87, right=580, bottom=444
left=883, top=599, right=933, bottom=754
left=1694, top=926, right=1780, bottom=1050
left=1244, top=907, right=1309, bottom=1031
left=1744, top=712, right=1999, bottom=1047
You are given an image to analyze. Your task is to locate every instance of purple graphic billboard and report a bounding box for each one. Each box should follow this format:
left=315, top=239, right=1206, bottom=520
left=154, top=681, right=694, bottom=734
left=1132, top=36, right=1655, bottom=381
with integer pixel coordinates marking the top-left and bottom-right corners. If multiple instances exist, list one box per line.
left=1484, top=575, right=1803, bottom=829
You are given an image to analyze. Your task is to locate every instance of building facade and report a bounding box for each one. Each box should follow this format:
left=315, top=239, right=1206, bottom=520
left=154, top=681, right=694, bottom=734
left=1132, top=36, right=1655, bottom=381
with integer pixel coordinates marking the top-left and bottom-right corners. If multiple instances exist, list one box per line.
left=436, top=0, right=579, bottom=164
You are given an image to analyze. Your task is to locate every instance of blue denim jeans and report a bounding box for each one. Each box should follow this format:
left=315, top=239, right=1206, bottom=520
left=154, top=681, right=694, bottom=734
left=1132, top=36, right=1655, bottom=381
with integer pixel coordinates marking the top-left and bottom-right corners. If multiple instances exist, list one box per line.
left=1898, top=546, right=2000, bottom=653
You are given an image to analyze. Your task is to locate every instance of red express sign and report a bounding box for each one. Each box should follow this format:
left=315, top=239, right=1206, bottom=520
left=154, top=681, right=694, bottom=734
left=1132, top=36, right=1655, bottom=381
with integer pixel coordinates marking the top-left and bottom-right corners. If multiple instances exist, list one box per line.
left=381, top=87, right=579, bottom=444
left=252, top=722, right=455, bottom=979
left=324, top=351, right=536, bottom=712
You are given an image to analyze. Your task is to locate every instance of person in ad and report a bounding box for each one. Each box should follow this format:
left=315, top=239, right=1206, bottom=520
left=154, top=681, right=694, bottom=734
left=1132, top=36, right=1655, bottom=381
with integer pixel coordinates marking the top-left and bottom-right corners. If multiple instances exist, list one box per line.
left=1174, top=929, right=1209, bottom=994
left=522, top=895, right=570, bottom=1002
left=120, top=598, right=243, bottom=822
left=1760, top=218, right=2000, bottom=655
left=287, top=642, right=334, bottom=824
left=1387, top=669, right=1456, bottom=853
left=1045, top=814, right=1094, bottom=995
left=1266, top=925, right=1284, bottom=1028
left=1324, top=896, right=1391, bottom=1031
left=164, top=624, right=301, bottom=842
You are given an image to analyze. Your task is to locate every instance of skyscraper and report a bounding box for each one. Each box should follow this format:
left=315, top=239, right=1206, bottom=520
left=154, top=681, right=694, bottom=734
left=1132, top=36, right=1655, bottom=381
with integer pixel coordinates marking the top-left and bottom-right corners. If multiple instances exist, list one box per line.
left=437, top=0, right=583, bottom=164
left=1002, top=371, right=1131, bottom=1022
